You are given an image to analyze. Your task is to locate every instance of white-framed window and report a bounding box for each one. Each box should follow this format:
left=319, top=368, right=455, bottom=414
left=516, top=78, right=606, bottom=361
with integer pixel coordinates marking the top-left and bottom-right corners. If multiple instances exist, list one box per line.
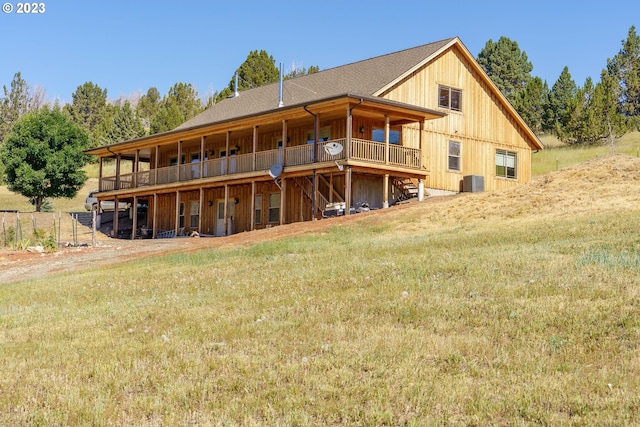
left=438, top=85, right=462, bottom=111
left=496, top=149, right=517, bottom=179
left=268, top=193, right=280, bottom=223
left=448, top=141, right=461, bottom=171
left=255, top=194, right=262, bottom=225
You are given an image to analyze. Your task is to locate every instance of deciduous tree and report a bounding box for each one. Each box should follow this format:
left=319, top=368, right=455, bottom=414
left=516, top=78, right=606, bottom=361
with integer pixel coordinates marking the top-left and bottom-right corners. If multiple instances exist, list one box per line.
left=0, top=107, right=89, bottom=211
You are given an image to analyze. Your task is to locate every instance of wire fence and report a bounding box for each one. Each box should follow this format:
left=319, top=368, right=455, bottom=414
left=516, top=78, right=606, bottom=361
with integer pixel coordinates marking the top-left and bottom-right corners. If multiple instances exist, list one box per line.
left=0, top=211, right=97, bottom=251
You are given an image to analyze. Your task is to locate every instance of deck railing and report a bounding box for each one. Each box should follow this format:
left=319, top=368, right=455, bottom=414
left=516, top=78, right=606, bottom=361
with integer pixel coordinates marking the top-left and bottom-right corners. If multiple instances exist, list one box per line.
left=99, top=138, right=421, bottom=191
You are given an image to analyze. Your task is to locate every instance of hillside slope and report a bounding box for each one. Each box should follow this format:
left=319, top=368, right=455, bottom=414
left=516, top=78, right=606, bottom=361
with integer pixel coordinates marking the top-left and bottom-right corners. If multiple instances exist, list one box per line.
left=1, top=154, right=639, bottom=284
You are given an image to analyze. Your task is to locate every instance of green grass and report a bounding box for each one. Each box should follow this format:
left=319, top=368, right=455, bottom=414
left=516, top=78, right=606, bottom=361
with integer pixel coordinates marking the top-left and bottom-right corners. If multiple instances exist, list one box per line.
left=1, top=204, right=639, bottom=425
left=533, top=131, right=640, bottom=175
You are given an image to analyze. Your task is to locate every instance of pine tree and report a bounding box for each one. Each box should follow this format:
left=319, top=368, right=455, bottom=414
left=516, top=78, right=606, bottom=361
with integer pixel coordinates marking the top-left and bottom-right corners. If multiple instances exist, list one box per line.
left=607, top=26, right=640, bottom=121
left=477, top=37, right=533, bottom=105
left=216, top=50, right=280, bottom=102
left=513, top=76, right=548, bottom=135
left=544, top=67, right=578, bottom=141
left=0, top=72, right=32, bottom=143
left=137, top=87, right=161, bottom=131
left=64, top=82, right=108, bottom=148
left=103, top=101, right=145, bottom=144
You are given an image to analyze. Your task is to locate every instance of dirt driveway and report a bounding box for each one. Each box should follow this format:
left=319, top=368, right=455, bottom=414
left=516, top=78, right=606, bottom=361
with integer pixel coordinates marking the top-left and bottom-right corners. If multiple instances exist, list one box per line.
left=0, top=203, right=423, bottom=284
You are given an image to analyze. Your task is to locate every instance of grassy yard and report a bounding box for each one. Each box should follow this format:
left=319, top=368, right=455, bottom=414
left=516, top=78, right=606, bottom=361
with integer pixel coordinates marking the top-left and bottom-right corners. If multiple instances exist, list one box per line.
left=1, top=155, right=639, bottom=425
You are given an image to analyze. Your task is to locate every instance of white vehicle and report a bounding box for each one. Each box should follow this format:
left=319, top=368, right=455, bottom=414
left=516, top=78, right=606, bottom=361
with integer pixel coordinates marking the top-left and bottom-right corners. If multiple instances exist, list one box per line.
left=84, top=191, right=131, bottom=212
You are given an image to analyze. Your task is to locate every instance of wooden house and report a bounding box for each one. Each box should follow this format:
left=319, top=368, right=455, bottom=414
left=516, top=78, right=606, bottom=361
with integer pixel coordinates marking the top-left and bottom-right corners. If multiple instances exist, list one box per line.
left=85, top=37, right=543, bottom=239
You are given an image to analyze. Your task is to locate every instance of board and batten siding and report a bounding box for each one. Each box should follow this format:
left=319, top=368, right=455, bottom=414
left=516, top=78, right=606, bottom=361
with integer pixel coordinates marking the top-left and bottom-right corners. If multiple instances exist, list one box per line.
left=384, top=45, right=537, bottom=192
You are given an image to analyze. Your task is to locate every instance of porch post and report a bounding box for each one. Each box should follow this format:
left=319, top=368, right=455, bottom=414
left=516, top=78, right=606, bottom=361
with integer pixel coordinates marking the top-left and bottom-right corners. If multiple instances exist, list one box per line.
left=200, top=136, right=205, bottom=178
left=279, top=177, right=286, bottom=225
left=383, top=174, right=389, bottom=208
left=131, top=195, right=138, bottom=240
left=175, top=191, right=181, bottom=236
left=199, top=188, right=204, bottom=232
left=225, top=132, right=231, bottom=175
left=419, top=120, right=424, bottom=169
left=312, top=170, right=317, bottom=221
left=113, top=195, right=119, bottom=237
left=98, top=157, right=103, bottom=191
left=345, top=167, right=352, bottom=215
left=177, top=141, right=183, bottom=181
left=346, top=108, right=352, bottom=160
left=223, top=184, right=229, bottom=236
left=418, top=179, right=425, bottom=202
left=152, top=193, right=158, bottom=239
left=133, top=149, right=139, bottom=188
left=154, top=145, right=159, bottom=186
left=281, top=120, right=287, bottom=166
left=385, top=115, right=390, bottom=165
left=115, top=154, right=121, bottom=190
left=252, top=126, right=258, bottom=171
left=250, top=181, right=256, bottom=231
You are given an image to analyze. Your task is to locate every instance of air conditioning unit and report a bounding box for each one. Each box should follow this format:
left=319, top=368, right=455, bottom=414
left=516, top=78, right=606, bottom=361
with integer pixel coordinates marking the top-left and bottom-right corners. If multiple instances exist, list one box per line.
left=463, top=175, right=484, bottom=192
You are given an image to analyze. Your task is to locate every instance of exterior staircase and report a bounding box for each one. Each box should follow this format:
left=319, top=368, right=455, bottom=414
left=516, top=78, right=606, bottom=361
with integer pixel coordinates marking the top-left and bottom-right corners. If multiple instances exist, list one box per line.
left=392, top=178, right=423, bottom=203
left=292, top=176, right=330, bottom=216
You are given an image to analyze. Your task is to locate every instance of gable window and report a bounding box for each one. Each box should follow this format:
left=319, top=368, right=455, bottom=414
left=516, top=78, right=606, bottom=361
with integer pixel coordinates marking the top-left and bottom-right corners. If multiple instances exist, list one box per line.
left=438, top=85, right=462, bottom=111
left=372, top=129, right=401, bottom=144
left=448, top=141, right=461, bottom=171
left=496, top=149, right=517, bottom=179
left=268, top=193, right=280, bottom=223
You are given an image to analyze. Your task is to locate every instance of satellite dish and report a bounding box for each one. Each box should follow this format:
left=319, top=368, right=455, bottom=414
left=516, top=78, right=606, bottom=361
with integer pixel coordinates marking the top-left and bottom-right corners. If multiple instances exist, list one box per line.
left=268, top=163, right=283, bottom=179
left=323, top=142, right=343, bottom=156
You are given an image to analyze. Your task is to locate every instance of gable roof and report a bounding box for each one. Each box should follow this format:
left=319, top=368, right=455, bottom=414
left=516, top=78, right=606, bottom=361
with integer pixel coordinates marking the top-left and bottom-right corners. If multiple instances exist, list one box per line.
left=177, top=38, right=456, bottom=130
left=178, top=37, right=542, bottom=150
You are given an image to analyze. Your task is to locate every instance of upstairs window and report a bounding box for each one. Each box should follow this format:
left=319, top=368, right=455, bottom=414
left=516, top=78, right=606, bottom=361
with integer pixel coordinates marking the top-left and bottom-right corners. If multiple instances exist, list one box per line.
left=448, top=141, right=461, bottom=171
left=496, top=149, right=517, bottom=179
left=372, top=129, right=401, bottom=144
left=438, top=85, right=462, bottom=111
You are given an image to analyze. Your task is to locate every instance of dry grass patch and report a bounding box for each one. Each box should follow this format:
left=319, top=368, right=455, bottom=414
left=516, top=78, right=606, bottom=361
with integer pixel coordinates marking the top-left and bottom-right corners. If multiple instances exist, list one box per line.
left=1, top=155, right=640, bottom=425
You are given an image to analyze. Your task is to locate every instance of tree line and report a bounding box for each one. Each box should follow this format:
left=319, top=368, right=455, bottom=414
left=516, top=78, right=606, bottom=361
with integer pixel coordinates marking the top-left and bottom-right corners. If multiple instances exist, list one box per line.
left=0, top=50, right=318, bottom=150
left=0, top=30, right=638, bottom=211
left=478, top=26, right=639, bottom=146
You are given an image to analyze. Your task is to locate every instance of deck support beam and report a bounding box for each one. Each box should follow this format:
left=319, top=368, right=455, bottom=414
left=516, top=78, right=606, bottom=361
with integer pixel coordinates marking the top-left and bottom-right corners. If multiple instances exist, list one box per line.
left=152, top=193, right=158, bottom=238
left=383, top=174, right=389, bottom=208
left=385, top=115, right=390, bottom=165
left=250, top=181, right=256, bottom=231
left=175, top=191, right=181, bottom=236
left=279, top=177, right=286, bottom=225
left=345, top=166, right=352, bottom=215
left=223, top=184, right=229, bottom=236
left=131, top=195, right=138, bottom=240
left=113, top=195, right=119, bottom=237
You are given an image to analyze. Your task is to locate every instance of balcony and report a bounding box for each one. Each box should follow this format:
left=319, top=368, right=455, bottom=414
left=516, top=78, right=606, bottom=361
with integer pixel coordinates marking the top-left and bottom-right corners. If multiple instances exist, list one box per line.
left=99, top=138, right=422, bottom=192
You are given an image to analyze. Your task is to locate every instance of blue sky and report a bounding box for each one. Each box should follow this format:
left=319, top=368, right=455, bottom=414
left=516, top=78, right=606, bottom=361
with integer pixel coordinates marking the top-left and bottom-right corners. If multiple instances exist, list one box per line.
left=1, top=0, right=638, bottom=104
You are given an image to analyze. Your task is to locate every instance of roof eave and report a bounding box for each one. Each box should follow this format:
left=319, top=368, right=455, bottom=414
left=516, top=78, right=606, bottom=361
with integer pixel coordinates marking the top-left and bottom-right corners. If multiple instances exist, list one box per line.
left=85, top=93, right=445, bottom=156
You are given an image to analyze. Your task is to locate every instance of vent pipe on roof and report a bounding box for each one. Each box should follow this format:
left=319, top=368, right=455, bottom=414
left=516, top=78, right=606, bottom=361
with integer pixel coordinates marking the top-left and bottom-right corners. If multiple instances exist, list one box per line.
left=234, top=72, right=239, bottom=98
left=278, top=63, right=284, bottom=108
